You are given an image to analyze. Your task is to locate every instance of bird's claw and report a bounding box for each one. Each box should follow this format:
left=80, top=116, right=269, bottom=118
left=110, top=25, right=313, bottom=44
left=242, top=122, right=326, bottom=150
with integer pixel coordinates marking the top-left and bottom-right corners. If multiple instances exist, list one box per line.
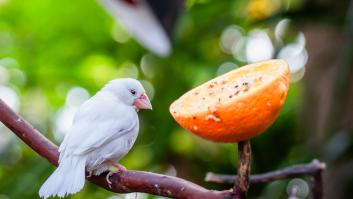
left=106, top=169, right=125, bottom=189
left=105, top=163, right=127, bottom=189
left=106, top=171, right=114, bottom=188
left=87, top=171, right=93, bottom=178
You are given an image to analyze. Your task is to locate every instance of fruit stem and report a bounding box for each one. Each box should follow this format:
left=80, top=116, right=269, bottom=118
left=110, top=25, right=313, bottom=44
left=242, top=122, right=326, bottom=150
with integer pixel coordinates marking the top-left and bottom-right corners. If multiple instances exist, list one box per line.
left=234, top=140, right=251, bottom=198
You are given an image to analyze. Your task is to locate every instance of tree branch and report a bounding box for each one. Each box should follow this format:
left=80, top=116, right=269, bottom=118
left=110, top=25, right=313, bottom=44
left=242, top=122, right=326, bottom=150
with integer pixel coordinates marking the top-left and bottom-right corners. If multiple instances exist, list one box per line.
left=205, top=159, right=326, bottom=184
left=233, top=140, right=251, bottom=198
left=0, top=99, right=230, bottom=199
left=205, top=159, right=326, bottom=199
left=309, top=166, right=324, bottom=199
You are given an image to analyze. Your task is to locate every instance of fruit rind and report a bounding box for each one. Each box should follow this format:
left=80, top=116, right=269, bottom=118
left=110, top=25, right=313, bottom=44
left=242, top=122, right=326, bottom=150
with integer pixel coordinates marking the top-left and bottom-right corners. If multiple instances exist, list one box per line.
left=170, top=59, right=290, bottom=143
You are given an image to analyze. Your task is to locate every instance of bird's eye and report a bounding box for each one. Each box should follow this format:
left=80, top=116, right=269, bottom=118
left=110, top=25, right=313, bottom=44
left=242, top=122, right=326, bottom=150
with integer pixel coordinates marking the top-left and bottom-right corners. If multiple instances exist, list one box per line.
left=130, top=89, right=136, bottom=95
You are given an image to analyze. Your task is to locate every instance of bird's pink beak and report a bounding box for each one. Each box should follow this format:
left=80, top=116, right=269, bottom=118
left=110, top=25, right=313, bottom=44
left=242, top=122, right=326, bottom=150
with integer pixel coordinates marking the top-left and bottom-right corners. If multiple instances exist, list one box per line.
left=133, top=93, right=152, bottom=110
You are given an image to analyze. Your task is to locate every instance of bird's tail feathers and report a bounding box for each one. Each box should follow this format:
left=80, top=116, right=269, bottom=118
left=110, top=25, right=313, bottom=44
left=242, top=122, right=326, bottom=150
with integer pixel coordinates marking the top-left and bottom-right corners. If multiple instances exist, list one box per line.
left=39, top=156, right=86, bottom=199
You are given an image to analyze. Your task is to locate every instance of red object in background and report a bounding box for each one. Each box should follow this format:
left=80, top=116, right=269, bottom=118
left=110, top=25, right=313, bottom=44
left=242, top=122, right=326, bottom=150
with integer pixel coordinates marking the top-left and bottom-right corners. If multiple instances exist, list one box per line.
left=123, top=0, right=138, bottom=5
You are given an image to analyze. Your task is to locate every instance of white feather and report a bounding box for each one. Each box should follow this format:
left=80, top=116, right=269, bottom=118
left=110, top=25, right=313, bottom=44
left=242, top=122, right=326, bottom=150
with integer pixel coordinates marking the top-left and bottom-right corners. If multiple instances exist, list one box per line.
left=39, top=156, right=86, bottom=199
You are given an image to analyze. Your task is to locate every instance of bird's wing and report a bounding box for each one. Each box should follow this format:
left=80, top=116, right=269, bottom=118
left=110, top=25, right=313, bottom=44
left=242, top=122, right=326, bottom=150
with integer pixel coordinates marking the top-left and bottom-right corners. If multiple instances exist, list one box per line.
left=59, top=94, right=138, bottom=157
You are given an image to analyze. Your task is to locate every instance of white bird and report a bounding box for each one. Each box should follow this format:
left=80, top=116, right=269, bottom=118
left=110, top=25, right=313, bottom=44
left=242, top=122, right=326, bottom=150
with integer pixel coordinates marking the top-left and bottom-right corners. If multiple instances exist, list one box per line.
left=39, top=78, right=152, bottom=199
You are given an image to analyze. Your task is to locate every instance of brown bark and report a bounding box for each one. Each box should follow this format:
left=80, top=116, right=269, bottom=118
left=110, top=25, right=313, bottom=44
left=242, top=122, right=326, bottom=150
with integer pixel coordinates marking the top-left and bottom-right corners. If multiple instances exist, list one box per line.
left=206, top=159, right=326, bottom=199
left=233, top=140, right=251, bottom=199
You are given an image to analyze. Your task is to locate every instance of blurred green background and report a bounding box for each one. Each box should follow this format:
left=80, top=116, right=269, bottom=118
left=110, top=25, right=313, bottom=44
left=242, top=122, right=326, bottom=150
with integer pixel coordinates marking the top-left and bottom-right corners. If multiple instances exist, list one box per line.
left=1, top=0, right=353, bottom=198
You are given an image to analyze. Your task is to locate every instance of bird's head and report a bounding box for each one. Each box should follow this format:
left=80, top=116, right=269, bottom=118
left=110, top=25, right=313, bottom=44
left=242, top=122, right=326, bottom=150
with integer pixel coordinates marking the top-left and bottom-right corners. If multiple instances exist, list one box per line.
left=104, top=78, right=152, bottom=110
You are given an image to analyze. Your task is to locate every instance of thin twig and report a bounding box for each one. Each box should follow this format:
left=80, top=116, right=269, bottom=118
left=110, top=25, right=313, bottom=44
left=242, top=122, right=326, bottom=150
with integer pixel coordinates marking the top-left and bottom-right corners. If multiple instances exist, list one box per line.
left=205, top=159, right=326, bottom=184
left=234, top=140, right=251, bottom=199
left=207, top=159, right=326, bottom=199
left=310, top=168, right=324, bottom=199
left=0, top=99, right=230, bottom=199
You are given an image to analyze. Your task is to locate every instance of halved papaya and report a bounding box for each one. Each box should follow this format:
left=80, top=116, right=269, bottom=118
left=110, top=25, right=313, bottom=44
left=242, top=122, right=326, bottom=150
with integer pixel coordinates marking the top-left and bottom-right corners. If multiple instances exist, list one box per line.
left=170, top=59, right=290, bottom=143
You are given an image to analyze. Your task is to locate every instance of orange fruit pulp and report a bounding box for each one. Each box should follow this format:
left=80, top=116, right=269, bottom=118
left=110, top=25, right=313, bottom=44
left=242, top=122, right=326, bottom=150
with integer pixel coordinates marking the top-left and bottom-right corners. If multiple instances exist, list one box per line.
left=170, top=59, right=290, bottom=143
